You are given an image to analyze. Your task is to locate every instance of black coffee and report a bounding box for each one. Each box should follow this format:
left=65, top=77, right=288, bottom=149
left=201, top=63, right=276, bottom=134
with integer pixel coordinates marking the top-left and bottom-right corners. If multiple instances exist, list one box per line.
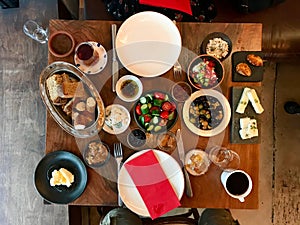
left=226, top=172, right=249, bottom=195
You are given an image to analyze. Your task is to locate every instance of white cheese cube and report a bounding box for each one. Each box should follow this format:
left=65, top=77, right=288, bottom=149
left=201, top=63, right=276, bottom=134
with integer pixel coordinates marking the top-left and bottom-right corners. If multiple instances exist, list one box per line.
left=239, top=128, right=251, bottom=140
left=236, top=87, right=251, bottom=114
left=239, top=117, right=250, bottom=129
left=247, top=89, right=264, bottom=114
left=239, top=117, right=259, bottom=140
left=247, top=119, right=258, bottom=137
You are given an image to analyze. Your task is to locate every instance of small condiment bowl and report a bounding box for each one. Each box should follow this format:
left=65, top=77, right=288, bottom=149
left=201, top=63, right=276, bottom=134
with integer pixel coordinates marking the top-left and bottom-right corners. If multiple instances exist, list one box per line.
left=83, top=140, right=110, bottom=168
left=187, top=54, right=224, bottom=90
left=184, top=149, right=211, bottom=176
left=116, top=75, right=143, bottom=102
left=171, top=81, right=192, bottom=103
left=127, top=128, right=147, bottom=150
left=48, top=31, right=75, bottom=58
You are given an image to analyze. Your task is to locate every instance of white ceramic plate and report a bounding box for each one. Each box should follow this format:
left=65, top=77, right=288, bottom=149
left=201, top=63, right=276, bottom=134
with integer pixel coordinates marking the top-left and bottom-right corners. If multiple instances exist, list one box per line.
left=118, top=149, right=184, bottom=217
left=116, top=75, right=143, bottom=102
left=183, top=89, right=231, bottom=137
left=103, top=104, right=131, bottom=134
left=74, top=41, right=107, bottom=75
left=116, top=11, right=182, bottom=77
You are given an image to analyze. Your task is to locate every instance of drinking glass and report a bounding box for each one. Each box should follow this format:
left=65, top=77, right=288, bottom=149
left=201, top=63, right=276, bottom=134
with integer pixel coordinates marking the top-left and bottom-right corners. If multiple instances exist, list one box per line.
left=206, top=146, right=240, bottom=170
left=23, top=20, right=48, bottom=44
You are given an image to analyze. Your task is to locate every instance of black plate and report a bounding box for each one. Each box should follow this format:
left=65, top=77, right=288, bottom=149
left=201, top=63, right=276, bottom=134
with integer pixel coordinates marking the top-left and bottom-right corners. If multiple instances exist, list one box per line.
left=200, top=32, right=232, bottom=61
left=230, top=86, right=261, bottom=144
left=232, top=51, right=264, bottom=82
left=34, top=150, right=87, bottom=204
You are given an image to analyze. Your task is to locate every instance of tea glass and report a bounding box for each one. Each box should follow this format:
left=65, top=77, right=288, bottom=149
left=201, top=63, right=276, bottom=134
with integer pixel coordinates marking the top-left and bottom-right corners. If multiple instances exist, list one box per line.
left=23, top=20, right=48, bottom=44
left=206, top=146, right=240, bottom=170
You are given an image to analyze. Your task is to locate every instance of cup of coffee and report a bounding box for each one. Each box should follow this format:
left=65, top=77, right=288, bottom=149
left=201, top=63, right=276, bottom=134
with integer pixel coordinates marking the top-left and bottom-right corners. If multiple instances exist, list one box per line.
left=221, top=170, right=252, bottom=202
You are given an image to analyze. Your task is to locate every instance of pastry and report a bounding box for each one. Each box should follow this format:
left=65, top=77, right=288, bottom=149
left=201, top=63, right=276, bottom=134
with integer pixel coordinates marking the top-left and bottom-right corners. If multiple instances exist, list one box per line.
left=236, top=63, right=252, bottom=76
left=247, top=54, right=263, bottom=67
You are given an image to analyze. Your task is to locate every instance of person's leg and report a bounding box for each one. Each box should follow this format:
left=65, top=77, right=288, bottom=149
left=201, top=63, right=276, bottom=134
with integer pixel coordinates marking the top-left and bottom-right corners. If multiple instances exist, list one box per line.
left=284, top=101, right=300, bottom=114
left=198, top=208, right=239, bottom=225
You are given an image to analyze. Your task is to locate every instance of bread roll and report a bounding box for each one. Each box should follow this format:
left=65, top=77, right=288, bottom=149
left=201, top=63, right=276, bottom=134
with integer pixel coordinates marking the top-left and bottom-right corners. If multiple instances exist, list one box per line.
left=236, top=63, right=252, bottom=76
left=247, top=54, right=263, bottom=67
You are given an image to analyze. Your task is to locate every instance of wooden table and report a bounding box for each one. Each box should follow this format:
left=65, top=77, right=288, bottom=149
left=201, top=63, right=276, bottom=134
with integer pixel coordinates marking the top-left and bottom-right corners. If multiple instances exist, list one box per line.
left=47, top=19, right=262, bottom=209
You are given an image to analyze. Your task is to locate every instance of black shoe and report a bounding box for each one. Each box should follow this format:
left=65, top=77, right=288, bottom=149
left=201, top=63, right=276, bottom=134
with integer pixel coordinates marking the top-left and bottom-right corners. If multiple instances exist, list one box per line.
left=284, top=101, right=300, bottom=114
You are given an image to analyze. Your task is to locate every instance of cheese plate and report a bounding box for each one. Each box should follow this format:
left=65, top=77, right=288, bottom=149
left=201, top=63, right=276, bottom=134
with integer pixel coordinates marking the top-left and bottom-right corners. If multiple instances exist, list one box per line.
left=230, top=86, right=262, bottom=144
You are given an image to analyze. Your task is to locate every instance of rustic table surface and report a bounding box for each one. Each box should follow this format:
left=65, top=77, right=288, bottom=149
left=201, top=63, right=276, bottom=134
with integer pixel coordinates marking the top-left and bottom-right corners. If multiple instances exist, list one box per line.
left=47, top=19, right=262, bottom=209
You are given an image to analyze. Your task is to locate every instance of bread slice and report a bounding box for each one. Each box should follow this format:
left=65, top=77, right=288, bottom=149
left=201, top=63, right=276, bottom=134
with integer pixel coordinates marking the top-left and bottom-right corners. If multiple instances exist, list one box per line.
left=62, top=81, right=79, bottom=98
left=46, top=74, right=67, bottom=105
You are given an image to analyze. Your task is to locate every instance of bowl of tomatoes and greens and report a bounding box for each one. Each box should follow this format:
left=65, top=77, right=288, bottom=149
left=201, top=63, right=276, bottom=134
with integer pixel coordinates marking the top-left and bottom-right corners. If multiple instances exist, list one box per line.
left=187, top=54, right=224, bottom=90
left=134, top=91, right=177, bottom=133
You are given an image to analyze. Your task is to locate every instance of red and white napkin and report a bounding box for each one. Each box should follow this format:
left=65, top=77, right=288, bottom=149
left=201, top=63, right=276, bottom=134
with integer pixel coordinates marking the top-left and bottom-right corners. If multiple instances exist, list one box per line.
left=139, top=0, right=192, bottom=15
left=124, top=150, right=181, bottom=219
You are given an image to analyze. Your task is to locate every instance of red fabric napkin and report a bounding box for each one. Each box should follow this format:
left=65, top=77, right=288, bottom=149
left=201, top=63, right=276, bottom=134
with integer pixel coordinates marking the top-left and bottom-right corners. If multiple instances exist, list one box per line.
left=139, top=0, right=192, bottom=15
left=124, top=150, right=181, bottom=219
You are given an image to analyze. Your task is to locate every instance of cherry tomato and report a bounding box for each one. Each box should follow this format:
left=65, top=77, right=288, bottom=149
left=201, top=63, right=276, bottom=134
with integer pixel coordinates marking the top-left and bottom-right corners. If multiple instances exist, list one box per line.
left=154, top=92, right=165, bottom=100
left=135, top=104, right=142, bottom=115
left=208, top=60, right=215, bottom=68
left=143, top=114, right=151, bottom=123
left=150, top=106, right=160, bottom=114
left=160, top=111, right=169, bottom=119
left=162, top=102, right=172, bottom=111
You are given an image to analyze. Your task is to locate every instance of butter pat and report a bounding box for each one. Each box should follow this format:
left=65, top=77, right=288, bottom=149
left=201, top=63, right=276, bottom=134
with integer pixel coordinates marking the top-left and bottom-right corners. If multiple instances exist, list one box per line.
left=247, top=88, right=264, bottom=114
left=50, top=168, right=74, bottom=187
left=236, top=87, right=251, bottom=114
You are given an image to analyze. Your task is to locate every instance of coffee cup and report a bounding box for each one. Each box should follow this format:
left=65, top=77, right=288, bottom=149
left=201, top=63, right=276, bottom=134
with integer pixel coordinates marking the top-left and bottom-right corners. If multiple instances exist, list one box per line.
left=220, top=169, right=252, bottom=202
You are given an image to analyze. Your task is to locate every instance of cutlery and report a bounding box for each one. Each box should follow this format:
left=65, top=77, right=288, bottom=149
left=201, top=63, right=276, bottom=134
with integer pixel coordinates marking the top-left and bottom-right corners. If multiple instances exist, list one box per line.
left=111, top=24, right=118, bottom=92
left=113, top=142, right=123, bottom=206
left=173, top=60, right=182, bottom=80
left=176, top=129, right=193, bottom=198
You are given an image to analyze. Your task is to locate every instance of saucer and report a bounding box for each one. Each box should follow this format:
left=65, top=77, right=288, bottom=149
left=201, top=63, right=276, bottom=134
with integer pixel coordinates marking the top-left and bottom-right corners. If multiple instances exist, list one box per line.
left=74, top=41, right=107, bottom=75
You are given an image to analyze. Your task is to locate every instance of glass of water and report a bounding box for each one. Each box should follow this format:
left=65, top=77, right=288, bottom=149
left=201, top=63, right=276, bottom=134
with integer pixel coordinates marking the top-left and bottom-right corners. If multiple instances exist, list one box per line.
left=23, top=20, right=48, bottom=44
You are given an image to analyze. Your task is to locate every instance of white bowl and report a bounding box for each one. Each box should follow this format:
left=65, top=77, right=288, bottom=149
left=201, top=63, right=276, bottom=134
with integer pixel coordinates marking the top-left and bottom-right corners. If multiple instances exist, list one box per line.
left=103, top=104, right=131, bottom=135
left=116, top=75, right=143, bottom=102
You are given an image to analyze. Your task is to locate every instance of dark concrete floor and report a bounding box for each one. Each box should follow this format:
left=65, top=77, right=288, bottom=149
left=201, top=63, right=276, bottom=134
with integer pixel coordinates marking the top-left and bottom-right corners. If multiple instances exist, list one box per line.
left=1, top=1, right=299, bottom=225
left=0, top=1, right=68, bottom=225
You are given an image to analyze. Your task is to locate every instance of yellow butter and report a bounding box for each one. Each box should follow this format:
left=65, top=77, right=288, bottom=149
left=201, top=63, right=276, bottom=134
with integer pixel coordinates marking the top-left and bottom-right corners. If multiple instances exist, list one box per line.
left=50, top=168, right=74, bottom=187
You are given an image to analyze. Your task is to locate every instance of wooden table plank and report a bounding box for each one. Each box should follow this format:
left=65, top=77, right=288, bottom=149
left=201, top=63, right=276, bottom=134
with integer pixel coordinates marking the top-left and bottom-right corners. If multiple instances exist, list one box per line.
left=47, top=19, right=262, bottom=208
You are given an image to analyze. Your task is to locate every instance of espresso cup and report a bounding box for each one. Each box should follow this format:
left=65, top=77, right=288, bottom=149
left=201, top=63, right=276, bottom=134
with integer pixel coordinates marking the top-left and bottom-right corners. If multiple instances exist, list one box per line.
left=221, top=169, right=252, bottom=202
